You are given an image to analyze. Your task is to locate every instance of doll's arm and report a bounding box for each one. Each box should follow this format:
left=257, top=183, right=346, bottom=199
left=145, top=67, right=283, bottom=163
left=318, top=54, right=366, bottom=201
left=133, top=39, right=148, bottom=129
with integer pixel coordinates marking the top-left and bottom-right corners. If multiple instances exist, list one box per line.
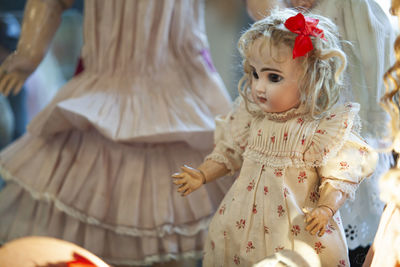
left=305, top=183, right=347, bottom=237
left=0, top=0, right=75, bottom=96
left=171, top=160, right=229, bottom=197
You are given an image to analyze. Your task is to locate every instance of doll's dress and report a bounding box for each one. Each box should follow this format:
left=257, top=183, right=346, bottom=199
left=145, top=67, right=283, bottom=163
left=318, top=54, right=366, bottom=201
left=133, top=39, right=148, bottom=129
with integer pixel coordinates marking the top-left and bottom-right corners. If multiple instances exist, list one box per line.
left=311, top=0, right=395, bottom=249
left=202, top=100, right=377, bottom=267
left=0, top=0, right=233, bottom=265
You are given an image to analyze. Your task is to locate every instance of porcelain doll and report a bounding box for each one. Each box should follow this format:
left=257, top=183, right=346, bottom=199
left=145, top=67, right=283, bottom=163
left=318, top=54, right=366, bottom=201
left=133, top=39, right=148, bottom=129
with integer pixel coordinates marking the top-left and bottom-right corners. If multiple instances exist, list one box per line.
left=0, top=0, right=233, bottom=266
left=173, top=9, right=377, bottom=266
left=246, top=0, right=395, bottom=252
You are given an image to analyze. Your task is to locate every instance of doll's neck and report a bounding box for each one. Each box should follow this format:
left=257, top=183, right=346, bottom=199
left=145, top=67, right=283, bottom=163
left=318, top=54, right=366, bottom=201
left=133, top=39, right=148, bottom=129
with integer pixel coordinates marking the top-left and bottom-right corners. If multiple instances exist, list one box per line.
left=263, top=104, right=308, bottom=122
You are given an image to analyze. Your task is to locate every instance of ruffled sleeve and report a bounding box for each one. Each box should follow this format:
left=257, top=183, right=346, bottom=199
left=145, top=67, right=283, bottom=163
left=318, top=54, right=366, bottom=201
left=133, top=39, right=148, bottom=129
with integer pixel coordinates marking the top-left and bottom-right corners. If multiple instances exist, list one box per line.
left=317, top=132, right=378, bottom=200
left=205, top=98, right=252, bottom=174
left=304, top=103, right=378, bottom=200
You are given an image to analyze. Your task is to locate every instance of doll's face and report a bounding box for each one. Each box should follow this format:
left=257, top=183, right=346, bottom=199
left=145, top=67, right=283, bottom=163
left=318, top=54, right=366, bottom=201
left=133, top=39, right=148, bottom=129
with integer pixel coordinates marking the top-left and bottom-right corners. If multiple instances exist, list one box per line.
left=249, top=38, right=303, bottom=113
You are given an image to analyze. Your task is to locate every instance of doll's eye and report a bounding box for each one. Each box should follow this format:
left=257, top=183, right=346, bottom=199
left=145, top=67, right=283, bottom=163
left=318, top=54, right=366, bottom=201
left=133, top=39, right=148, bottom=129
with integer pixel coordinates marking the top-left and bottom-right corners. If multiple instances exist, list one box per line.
left=268, top=73, right=283, bottom=83
left=252, top=70, right=259, bottom=79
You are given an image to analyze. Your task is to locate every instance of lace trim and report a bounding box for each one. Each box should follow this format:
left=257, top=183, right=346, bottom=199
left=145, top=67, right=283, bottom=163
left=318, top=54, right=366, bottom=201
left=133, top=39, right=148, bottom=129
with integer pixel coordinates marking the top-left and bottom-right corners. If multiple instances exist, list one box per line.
left=243, top=149, right=307, bottom=168
left=320, top=179, right=358, bottom=201
left=205, top=153, right=236, bottom=175
left=263, top=104, right=308, bottom=122
left=0, top=165, right=212, bottom=238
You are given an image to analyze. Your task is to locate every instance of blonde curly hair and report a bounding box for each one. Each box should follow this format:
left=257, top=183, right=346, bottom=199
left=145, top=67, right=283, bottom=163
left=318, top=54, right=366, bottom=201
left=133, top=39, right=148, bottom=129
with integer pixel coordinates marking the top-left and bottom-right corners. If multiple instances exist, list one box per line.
left=237, top=8, right=347, bottom=117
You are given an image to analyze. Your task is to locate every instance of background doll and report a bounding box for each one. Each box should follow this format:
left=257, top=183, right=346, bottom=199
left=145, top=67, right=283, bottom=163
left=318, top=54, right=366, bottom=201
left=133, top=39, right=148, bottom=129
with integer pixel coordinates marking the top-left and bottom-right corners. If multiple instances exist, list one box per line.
left=246, top=1, right=395, bottom=264
left=173, top=8, right=377, bottom=266
left=0, top=0, right=234, bottom=266
left=363, top=0, right=400, bottom=265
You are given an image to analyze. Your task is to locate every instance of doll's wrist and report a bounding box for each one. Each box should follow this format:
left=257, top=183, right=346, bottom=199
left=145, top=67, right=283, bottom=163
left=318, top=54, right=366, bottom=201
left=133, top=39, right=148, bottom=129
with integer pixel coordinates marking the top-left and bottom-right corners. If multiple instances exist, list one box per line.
left=317, top=204, right=335, bottom=217
left=198, top=169, right=206, bottom=184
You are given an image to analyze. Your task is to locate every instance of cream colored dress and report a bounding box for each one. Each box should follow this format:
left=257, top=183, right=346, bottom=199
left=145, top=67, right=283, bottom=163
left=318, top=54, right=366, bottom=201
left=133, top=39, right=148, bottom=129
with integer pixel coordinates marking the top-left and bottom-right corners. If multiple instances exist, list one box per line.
left=0, top=0, right=233, bottom=265
left=202, top=100, right=377, bottom=267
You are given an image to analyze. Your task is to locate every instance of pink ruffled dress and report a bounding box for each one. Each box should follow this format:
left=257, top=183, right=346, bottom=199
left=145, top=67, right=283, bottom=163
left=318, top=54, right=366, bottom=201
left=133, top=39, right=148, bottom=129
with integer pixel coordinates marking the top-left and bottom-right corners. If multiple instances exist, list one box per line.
left=0, top=0, right=233, bottom=265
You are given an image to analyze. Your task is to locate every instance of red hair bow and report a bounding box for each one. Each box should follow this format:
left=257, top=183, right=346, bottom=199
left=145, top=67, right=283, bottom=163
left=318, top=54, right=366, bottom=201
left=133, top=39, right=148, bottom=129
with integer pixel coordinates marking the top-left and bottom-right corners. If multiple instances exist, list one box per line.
left=284, top=13, right=325, bottom=59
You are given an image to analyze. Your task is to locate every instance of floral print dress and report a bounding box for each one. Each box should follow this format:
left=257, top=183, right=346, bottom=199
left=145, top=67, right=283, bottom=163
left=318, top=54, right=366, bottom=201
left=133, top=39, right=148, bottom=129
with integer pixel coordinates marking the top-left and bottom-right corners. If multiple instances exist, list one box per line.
left=203, top=100, right=377, bottom=267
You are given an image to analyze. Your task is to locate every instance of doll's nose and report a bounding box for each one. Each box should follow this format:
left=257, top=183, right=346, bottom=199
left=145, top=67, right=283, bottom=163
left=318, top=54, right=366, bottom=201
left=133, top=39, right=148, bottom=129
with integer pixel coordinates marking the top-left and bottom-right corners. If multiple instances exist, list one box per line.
left=255, top=83, right=266, bottom=94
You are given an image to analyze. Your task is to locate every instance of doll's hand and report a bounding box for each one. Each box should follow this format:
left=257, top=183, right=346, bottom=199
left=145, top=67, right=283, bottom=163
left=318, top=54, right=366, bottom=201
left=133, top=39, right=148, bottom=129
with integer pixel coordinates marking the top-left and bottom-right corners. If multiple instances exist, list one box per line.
left=305, top=206, right=333, bottom=237
left=0, top=51, right=38, bottom=96
left=171, top=165, right=205, bottom=197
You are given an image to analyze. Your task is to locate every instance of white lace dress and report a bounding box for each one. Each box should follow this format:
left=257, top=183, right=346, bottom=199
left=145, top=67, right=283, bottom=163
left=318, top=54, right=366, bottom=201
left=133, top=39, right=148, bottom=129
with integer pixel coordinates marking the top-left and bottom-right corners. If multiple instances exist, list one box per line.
left=311, top=0, right=395, bottom=249
left=202, top=100, right=377, bottom=267
left=0, top=0, right=233, bottom=265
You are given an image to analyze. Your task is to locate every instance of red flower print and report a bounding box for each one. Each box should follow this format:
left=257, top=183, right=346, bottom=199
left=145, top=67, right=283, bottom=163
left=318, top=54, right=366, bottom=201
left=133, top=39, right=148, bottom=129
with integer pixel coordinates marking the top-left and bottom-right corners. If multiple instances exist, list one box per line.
left=344, top=120, right=348, bottom=129
left=337, top=259, right=346, bottom=267
left=301, top=134, right=306, bottom=145
left=257, top=129, right=262, bottom=136
left=326, top=114, right=336, bottom=120
left=264, top=186, right=269, bottom=195
left=275, top=246, right=284, bottom=252
left=339, top=161, right=349, bottom=170
left=236, top=219, right=246, bottom=229
left=314, top=242, right=326, bottom=254
left=346, top=103, right=353, bottom=108
left=224, top=231, right=227, bottom=237
left=283, top=187, right=289, bottom=198
left=247, top=179, right=255, bottom=191
left=298, top=171, right=307, bottom=183
left=274, top=169, right=283, bottom=177
left=316, top=129, right=327, bottom=134
left=297, top=118, right=304, bottom=125
left=323, top=147, right=330, bottom=156
left=309, top=190, right=320, bottom=203
left=211, top=240, right=215, bottom=250
left=271, top=136, right=276, bottom=143
left=264, top=226, right=269, bottom=234
left=334, top=216, right=341, bottom=225
left=252, top=204, right=257, bottom=214
left=283, top=132, right=288, bottom=141
left=234, top=255, right=241, bottom=265
left=277, top=205, right=285, bottom=217
left=291, top=225, right=301, bottom=236
left=261, top=165, right=265, bottom=172
left=325, top=224, right=335, bottom=234
left=359, top=146, right=368, bottom=155
left=219, top=204, right=226, bottom=215
left=246, top=241, right=255, bottom=253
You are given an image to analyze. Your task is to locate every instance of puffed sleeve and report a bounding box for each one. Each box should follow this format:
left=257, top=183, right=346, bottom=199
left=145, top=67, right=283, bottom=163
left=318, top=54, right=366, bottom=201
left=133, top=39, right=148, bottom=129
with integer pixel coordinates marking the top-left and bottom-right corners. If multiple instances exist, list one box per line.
left=317, top=132, right=378, bottom=200
left=205, top=98, right=252, bottom=175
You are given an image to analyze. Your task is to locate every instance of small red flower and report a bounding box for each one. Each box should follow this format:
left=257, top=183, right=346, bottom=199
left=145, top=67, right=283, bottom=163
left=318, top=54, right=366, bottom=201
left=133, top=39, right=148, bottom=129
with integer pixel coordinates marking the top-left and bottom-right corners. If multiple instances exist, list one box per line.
left=264, top=186, right=269, bottom=195
left=301, top=134, right=306, bottom=145
left=316, top=129, right=327, bottom=134
left=211, top=240, right=215, bottom=250
left=283, top=187, right=289, bottom=198
left=236, top=219, right=246, bottom=229
left=277, top=205, right=285, bottom=217
left=271, top=136, right=276, bottom=143
left=274, top=169, right=283, bottom=177
left=264, top=226, right=269, bottom=234
left=310, top=191, right=320, bottom=203
left=283, top=132, right=288, bottom=141
left=339, top=161, right=349, bottom=170
left=275, top=246, right=285, bottom=252
left=219, top=204, right=226, bottom=215
left=257, top=129, right=262, bottom=136
left=298, top=171, right=307, bottom=183
left=325, top=224, right=335, bottom=234
left=246, top=241, right=255, bottom=253
left=247, top=179, right=255, bottom=191
left=291, top=225, right=301, bottom=236
left=261, top=165, right=265, bottom=172
left=314, top=242, right=326, bottom=254
left=234, top=255, right=241, bottom=265
left=337, top=259, right=346, bottom=267
left=252, top=204, right=257, bottom=214
left=224, top=231, right=227, bottom=237
left=323, top=147, right=330, bottom=155
left=326, top=114, right=336, bottom=120
left=297, top=117, right=304, bottom=125
left=344, top=121, right=348, bottom=129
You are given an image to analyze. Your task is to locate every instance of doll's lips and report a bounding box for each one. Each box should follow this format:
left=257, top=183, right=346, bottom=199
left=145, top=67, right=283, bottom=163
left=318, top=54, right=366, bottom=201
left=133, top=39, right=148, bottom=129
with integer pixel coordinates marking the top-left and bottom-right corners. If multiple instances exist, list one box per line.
left=257, top=96, right=267, bottom=103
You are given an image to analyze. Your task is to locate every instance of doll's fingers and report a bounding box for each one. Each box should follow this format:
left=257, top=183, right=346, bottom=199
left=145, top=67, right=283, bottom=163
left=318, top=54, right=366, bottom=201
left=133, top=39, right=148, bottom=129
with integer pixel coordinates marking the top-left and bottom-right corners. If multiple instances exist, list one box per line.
left=318, top=225, right=326, bottom=237
left=182, top=188, right=192, bottom=196
left=171, top=172, right=184, bottom=178
left=173, top=177, right=187, bottom=185
left=4, top=77, right=17, bottom=97
left=177, top=184, right=189, bottom=193
left=310, top=224, right=322, bottom=236
left=12, top=79, right=25, bottom=95
left=180, top=165, right=199, bottom=177
left=0, top=75, right=12, bottom=96
left=305, top=219, right=318, bottom=233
